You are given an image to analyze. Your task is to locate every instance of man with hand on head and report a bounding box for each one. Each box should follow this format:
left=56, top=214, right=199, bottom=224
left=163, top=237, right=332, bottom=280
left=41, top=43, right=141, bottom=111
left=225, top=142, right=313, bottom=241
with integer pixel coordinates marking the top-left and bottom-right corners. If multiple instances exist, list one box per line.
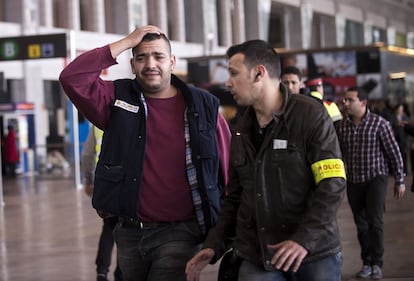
left=186, top=39, right=346, bottom=281
left=59, top=25, right=231, bottom=281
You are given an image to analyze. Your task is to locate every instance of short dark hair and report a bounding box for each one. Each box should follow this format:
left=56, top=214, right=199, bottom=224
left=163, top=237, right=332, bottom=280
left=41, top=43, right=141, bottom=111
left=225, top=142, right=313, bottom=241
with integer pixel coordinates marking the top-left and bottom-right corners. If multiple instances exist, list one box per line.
left=347, top=86, right=369, bottom=101
left=132, top=33, right=171, bottom=55
left=226, top=40, right=281, bottom=79
left=281, top=66, right=302, bottom=80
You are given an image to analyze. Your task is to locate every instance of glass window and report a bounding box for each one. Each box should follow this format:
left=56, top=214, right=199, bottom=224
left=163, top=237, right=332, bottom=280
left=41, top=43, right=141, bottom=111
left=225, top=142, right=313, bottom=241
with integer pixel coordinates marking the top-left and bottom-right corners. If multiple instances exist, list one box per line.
left=345, top=19, right=364, bottom=46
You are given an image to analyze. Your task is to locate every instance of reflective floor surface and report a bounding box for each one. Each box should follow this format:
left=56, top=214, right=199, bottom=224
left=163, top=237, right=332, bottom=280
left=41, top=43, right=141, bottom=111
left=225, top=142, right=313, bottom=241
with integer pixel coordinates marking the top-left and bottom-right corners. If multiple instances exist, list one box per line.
left=0, top=174, right=414, bottom=281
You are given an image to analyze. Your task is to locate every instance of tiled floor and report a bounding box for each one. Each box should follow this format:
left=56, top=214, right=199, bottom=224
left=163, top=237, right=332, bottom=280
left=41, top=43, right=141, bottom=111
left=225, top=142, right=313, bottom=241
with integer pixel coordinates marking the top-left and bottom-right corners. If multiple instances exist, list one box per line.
left=1, top=173, right=414, bottom=281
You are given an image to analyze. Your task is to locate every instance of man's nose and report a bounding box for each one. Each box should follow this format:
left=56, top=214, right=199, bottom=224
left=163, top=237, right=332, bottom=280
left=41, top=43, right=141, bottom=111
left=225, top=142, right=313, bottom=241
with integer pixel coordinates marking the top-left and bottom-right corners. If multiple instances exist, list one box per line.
left=145, top=56, right=157, bottom=68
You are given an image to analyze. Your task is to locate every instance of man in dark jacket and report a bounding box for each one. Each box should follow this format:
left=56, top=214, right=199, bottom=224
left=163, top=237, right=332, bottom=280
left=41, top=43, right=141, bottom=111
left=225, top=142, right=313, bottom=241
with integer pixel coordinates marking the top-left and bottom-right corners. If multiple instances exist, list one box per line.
left=59, top=25, right=231, bottom=281
left=186, top=40, right=346, bottom=281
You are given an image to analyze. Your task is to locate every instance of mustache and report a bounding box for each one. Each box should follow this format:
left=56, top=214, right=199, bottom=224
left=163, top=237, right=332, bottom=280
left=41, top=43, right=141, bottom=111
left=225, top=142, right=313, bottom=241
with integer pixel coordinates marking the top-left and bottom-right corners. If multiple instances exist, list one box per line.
left=142, top=68, right=160, bottom=75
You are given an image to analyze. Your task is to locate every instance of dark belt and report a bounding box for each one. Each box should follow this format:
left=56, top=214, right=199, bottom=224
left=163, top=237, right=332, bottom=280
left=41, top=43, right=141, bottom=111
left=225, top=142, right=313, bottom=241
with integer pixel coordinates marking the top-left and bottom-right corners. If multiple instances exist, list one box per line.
left=118, top=217, right=185, bottom=229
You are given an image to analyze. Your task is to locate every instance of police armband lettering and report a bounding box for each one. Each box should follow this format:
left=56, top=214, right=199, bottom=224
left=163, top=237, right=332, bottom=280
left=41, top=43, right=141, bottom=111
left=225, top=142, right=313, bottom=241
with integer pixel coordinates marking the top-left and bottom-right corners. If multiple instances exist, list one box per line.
left=311, top=158, right=346, bottom=185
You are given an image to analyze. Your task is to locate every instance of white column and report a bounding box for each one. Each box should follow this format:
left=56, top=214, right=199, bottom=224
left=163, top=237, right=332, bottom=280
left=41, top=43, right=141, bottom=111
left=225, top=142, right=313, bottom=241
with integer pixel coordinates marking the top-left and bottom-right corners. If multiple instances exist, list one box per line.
left=23, top=0, right=39, bottom=34
left=169, top=0, right=185, bottom=42
left=335, top=14, right=346, bottom=47
left=83, top=0, right=105, bottom=32
left=364, top=21, right=373, bottom=45
left=232, top=0, right=245, bottom=44
left=283, top=8, right=291, bottom=49
left=93, top=0, right=106, bottom=33
left=258, top=0, right=271, bottom=40
left=301, top=3, right=313, bottom=49
left=66, top=0, right=81, bottom=30
left=39, top=0, right=53, bottom=27
left=147, top=0, right=168, bottom=33
left=202, top=0, right=218, bottom=55
left=387, top=26, right=396, bottom=45
left=128, top=0, right=148, bottom=32
left=159, top=0, right=168, bottom=33
left=218, top=0, right=232, bottom=46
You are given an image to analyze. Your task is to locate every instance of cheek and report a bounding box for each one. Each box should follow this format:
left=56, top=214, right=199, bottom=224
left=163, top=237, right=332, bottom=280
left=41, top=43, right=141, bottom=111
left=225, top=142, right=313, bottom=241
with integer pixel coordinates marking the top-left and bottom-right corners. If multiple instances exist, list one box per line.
left=234, top=77, right=247, bottom=87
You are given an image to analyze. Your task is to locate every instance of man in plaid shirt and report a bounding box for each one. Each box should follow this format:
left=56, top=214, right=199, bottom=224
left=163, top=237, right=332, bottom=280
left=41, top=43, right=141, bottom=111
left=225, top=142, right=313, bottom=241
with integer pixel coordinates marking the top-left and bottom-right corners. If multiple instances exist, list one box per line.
left=336, top=86, right=406, bottom=280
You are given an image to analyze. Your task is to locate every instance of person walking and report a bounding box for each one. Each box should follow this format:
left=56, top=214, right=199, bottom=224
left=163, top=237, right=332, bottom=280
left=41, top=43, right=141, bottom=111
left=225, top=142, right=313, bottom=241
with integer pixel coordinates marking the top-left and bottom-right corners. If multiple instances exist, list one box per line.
left=82, top=126, right=123, bottom=281
left=59, top=25, right=231, bottom=281
left=336, top=86, right=406, bottom=280
left=390, top=103, right=410, bottom=175
left=186, top=39, right=346, bottom=281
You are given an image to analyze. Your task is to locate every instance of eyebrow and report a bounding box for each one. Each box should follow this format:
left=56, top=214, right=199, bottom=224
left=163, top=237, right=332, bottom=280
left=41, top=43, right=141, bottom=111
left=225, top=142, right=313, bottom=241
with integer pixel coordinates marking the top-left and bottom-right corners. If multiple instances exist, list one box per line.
left=135, top=51, right=167, bottom=57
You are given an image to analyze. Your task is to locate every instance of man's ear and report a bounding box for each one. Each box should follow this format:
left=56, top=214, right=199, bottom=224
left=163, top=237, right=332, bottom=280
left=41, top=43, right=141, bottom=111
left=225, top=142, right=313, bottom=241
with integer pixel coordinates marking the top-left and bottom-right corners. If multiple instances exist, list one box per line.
left=254, top=65, right=265, bottom=81
left=170, top=54, right=176, bottom=71
left=130, top=58, right=135, bottom=74
left=361, top=99, right=368, bottom=106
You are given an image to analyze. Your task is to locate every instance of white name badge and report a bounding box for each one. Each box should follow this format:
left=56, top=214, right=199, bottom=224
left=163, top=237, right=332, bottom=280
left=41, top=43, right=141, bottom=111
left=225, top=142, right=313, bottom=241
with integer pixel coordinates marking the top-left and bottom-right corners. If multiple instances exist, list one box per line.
left=273, top=139, right=287, bottom=149
left=114, top=99, right=139, bottom=113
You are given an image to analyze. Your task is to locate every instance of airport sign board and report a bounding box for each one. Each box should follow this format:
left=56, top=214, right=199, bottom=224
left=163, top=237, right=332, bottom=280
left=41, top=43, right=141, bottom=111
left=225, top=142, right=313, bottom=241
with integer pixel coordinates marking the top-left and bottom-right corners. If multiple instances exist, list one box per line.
left=0, top=33, right=66, bottom=61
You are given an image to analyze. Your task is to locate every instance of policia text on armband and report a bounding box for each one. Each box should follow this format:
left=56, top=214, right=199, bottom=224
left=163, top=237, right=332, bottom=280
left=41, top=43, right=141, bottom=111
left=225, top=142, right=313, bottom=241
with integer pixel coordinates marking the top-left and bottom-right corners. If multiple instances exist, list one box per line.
left=311, top=159, right=346, bottom=185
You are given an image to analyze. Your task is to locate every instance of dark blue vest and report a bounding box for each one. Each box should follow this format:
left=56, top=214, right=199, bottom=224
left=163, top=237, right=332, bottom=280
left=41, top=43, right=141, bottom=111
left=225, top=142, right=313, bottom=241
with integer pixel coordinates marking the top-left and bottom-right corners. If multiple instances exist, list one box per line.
left=92, top=75, right=223, bottom=232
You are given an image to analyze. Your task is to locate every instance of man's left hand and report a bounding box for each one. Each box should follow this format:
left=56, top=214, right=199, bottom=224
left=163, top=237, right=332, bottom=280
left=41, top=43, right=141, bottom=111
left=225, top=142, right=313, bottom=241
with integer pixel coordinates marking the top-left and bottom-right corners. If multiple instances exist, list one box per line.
left=394, top=184, right=406, bottom=199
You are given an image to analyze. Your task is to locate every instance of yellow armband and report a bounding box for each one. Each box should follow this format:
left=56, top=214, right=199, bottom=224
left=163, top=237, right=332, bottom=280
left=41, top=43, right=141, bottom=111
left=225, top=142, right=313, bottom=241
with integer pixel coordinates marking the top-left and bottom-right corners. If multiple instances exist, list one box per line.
left=311, top=158, right=346, bottom=185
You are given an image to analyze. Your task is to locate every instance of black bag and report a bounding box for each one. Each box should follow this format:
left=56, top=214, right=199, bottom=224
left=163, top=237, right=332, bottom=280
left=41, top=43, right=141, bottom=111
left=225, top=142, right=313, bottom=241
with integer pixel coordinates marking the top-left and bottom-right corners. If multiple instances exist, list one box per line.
left=217, top=250, right=242, bottom=281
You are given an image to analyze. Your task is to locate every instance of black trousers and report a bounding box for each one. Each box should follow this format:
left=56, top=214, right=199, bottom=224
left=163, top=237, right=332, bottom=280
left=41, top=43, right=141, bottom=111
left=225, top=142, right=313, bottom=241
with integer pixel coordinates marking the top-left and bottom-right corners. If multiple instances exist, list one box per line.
left=347, top=175, right=387, bottom=268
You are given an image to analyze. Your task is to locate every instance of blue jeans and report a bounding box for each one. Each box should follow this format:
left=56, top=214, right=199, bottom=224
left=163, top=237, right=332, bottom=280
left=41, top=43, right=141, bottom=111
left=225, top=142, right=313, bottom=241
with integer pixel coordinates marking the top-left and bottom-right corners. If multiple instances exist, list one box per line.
left=238, top=252, right=343, bottom=281
left=113, top=219, right=203, bottom=281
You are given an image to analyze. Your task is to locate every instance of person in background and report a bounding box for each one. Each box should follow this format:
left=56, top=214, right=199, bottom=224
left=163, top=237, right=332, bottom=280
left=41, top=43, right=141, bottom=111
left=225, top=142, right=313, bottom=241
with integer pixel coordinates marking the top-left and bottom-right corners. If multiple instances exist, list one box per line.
left=305, top=77, right=343, bottom=124
left=59, top=25, right=231, bottom=281
left=280, top=66, right=304, bottom=95
left=3, top=125, right=19, bottom=177
left=82, top=126, right=123, bottom=281
left=390, top=103, right=410, bottom=175
left=186, top=39, right=346, bottom=281
left=336, top=86, right=406, bottom=280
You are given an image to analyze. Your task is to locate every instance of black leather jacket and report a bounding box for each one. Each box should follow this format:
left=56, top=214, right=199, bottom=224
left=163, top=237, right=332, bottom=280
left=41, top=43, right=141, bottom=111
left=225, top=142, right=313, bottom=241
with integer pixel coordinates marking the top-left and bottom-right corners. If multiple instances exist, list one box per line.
left=204, top=86, right=346, bottom=269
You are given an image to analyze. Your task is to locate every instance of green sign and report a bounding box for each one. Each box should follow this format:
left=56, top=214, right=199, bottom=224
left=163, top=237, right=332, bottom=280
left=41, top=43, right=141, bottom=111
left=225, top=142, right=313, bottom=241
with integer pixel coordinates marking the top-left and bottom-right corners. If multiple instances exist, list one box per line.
left=0, top=33, right=66, bottom=61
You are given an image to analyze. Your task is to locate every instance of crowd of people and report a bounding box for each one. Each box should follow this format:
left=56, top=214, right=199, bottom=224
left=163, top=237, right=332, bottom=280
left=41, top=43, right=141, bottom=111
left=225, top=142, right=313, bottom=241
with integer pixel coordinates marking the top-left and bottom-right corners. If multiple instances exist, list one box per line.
left=59, top=25, right=412, bottom=281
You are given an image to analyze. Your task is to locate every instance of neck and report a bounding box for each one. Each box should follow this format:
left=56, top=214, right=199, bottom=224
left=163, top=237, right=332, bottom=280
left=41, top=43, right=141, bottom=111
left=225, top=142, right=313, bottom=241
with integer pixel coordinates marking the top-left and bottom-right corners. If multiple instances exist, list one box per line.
left=351, top=108, right=367, bottom=125
left=144, top=85, right=177, bottom=99
left=254, top=83, right=283, bottom=127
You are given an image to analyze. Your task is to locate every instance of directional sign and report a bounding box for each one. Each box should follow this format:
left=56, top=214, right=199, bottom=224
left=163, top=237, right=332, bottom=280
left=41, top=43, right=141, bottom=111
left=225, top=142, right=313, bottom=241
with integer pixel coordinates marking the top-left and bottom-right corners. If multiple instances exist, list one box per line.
left=0, top=33, right=66, bottom=61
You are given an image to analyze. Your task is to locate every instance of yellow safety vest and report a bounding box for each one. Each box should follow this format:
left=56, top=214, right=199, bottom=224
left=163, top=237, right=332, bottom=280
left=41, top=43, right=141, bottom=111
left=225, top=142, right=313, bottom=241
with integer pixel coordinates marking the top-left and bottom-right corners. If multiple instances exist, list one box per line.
left=93, top=126, right=103, bottom=163
left=323, top=101, right=343, bottom=123
left=310, top=91, right=342, bottom=122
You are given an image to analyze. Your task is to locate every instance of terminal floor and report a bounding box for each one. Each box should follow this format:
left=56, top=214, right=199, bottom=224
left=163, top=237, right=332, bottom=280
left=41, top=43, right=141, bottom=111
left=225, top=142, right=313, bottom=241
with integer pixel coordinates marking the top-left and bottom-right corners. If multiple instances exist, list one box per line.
left=0, top=174, right=414, bottom=281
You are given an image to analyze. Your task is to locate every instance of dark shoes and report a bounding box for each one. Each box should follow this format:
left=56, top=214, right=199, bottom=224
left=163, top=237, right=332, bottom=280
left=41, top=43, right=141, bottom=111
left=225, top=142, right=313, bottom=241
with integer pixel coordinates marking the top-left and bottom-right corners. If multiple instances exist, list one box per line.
left=97, top=273, right=108, bottom=281
left=371, top=265, right=383, bottom=280
left=356, top=265, right=383, bottom=280
left=356, top=265, right=372, bottom=278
